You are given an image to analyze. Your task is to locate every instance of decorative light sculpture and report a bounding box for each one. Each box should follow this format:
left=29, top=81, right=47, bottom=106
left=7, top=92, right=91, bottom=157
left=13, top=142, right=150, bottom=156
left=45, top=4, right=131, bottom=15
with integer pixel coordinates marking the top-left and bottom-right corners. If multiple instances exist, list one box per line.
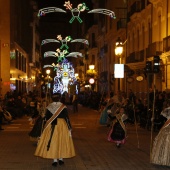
left=38, top=1, right=116, bottom=24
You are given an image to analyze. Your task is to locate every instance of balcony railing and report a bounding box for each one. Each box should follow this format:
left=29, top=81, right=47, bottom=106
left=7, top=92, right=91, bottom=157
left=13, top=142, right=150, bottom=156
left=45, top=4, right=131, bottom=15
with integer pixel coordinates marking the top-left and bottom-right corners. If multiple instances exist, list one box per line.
left=117, top=18, right=127, bottom=30
left=146, top=41, right=163, bottom=58
left=126, top=50, right=145, bottom=63
left=128, top=0, right=146, bottom=19
left=163, top=36, right=170, bottom=52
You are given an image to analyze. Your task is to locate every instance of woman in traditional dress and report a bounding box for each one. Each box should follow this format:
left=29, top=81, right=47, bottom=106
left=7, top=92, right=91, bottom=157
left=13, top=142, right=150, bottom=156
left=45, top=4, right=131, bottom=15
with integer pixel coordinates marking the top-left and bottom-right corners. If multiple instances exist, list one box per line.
left=34, top=93, right=75, bottom=167
left=151, top=99, right=170, bottom=166
left=29, top=99, right=46, bottom=142
left=107, top=106, right=128, bottom=148
left=99, top=93, right=115, bottom=125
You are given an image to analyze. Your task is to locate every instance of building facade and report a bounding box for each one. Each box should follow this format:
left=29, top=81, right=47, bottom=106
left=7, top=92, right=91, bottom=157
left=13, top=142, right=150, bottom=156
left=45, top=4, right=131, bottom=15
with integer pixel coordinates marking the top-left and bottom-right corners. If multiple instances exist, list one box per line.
left=82, top=0, right=170, bottom=99
left=0, top=0, right=41, bottom=98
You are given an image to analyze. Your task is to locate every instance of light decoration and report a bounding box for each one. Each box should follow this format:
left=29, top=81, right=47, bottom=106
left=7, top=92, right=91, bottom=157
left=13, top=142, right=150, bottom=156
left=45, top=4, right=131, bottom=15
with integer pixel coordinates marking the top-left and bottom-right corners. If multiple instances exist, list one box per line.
left=41, top=35, right=89, bottom=48
left=44, top=59, right=77, bottom=94
left=37, top=1, right=116, bottom=24
left=42, top=34, right=88, bottom=62
left=44, top=50, right=83, bottom=62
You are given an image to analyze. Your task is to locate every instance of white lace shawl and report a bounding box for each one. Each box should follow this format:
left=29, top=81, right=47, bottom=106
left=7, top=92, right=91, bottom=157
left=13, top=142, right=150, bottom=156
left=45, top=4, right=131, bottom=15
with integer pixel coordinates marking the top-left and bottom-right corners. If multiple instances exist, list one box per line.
left=46, top=102, right=63, bottom=115
left=161, top=106, right=170, bottom=119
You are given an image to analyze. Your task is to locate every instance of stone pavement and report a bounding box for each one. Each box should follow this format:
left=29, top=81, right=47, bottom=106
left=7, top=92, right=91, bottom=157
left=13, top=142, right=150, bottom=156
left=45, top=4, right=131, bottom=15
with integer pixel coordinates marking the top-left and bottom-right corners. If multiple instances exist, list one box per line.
left=0, top=104, right=169, bottom=170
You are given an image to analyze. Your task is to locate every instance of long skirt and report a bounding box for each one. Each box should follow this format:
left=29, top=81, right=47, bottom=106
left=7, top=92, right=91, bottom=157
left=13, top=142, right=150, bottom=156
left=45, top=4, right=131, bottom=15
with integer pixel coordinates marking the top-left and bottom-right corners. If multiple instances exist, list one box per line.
left=99, top=108, right=108, bottom=125
left=151, top=124, right=170, bottom=166
left=107, top=122, right=126, bottom=144
left=35, top=118, right=76, bottom=159
left=29, top=116, right=44, bottom=142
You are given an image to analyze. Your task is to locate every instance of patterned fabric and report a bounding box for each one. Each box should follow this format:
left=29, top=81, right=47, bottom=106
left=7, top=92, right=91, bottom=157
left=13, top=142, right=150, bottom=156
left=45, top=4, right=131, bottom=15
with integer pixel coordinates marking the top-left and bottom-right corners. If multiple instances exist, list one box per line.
left=161, top=107, right=170, bottom=119
left=107, top=113, right=127, bottom=144
left=46, top=102, right=63, bottom=115
left=151, top=120, right=170, bottom=166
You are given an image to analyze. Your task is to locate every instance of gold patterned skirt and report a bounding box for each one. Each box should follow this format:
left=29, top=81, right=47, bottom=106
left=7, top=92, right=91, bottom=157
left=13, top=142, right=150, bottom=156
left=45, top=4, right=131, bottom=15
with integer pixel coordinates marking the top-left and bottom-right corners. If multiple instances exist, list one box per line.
left=34, top=118, right=76, bottom=159
left=151, top=124, right=170, bottom=166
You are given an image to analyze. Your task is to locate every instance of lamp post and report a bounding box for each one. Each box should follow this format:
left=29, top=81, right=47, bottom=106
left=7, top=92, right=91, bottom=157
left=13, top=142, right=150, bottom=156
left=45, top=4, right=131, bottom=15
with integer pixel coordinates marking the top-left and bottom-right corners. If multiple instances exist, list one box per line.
left=88, top=65, right=95, bottom=91
left=115, top=37, right=123, bottom=91
left=46, top=69, right=51, bottom=102
left=89, top=65, right=95, bottom=70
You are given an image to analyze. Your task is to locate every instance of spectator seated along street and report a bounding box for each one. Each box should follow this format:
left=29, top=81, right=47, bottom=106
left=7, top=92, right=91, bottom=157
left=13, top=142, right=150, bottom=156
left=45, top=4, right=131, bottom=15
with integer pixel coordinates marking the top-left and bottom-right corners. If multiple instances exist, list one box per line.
left=14, top=95, right=25, bottom=117
left=5, top=96, right=18, bottom=119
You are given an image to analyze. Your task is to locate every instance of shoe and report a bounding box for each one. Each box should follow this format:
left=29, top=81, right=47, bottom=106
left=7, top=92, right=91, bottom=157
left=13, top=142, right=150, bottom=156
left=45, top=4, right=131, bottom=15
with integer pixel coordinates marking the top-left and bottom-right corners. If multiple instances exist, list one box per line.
left=116, top=143, right=121, bottom=148
left=59, top=160, right=64, bottom=165
left=0, top=128, right=4, bottom=130
left=52, top=162, right=58, bottom=167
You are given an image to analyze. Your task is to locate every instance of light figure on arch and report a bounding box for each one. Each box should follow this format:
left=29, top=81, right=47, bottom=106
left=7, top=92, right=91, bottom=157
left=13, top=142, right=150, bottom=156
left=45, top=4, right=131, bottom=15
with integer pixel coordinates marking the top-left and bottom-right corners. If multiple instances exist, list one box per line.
left=52, top=59, right=77, bottom=94
left=38, top=1, right=116, bottom=24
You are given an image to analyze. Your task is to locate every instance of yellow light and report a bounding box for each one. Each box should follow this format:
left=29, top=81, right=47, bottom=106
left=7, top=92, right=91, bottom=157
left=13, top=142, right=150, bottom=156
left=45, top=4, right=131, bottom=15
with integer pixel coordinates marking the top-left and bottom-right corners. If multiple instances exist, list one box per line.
left=115, top=46, right=123, bottom=56
left=75, top=73, right=78, bottom=77
left=89, top=65, right=95, bottom=70
left=115, top=37, right=123, bottom=56
left=46, top=69, right=50, bottom=75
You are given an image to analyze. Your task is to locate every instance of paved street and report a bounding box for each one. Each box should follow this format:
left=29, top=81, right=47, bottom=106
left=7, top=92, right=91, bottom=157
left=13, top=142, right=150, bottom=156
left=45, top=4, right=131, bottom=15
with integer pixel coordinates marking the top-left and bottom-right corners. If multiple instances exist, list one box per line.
left=0, top=104, right=169, bottom=170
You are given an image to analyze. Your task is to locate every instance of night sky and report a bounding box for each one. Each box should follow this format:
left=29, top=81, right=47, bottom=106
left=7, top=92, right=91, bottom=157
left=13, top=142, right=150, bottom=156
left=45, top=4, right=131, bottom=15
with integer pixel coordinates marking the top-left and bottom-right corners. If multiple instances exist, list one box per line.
left=35, top=0, right=94, bottom=68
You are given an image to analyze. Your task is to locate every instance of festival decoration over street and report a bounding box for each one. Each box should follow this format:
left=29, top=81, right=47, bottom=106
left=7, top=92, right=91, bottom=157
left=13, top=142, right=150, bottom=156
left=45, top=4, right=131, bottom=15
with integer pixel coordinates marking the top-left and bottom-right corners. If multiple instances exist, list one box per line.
left=41, top=35, right=89, bottom=49
left=38, top=1, right=116, bottom=23
left=44, top=50, right=83, bottom=62
left=44, top=59, right=78, bottom=94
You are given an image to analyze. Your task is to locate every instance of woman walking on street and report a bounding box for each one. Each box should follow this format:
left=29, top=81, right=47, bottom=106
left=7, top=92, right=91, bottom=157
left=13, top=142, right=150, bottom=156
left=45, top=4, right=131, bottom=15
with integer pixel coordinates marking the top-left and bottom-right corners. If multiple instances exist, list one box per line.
left=34, top=93, right=75, bottom=167
left=107, top=106, right=128, bottom=148
left=151, top=99, right=170, bottom=166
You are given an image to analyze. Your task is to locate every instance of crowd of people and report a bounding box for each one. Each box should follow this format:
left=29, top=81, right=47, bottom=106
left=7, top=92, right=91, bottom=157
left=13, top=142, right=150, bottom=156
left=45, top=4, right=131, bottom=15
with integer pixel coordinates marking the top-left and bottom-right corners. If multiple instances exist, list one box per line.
left=1, top=88, right=170, bottom=167
left=99, top=89, right=169, bottom=132
left=98, top=89, right=170, bottom=166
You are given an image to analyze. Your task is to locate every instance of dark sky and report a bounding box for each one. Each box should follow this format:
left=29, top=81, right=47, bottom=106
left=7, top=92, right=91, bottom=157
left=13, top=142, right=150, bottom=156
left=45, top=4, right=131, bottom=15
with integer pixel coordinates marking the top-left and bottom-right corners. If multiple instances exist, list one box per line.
left=35, top=0, right=94, bottom=67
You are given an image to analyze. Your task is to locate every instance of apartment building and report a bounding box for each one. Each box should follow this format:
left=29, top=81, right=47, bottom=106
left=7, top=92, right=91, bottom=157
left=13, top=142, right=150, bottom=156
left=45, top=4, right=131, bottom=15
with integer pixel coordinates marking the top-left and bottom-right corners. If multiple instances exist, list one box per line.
left=0, top=0, right=40, bottom=98
left=82, top=0, right=170, bottom=99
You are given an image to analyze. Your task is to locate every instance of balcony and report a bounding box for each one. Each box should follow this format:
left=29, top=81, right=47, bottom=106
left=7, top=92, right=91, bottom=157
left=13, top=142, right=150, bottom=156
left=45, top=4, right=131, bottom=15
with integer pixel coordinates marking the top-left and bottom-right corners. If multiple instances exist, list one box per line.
left=117, top=18, right=127, bottom=30
left=146, top=41, right=163, bottom=58
left=163, top=36, right=170, bottom=52
left=128, top=0, right=146, bottom=19
left=126, top=50, right=145, bottom=63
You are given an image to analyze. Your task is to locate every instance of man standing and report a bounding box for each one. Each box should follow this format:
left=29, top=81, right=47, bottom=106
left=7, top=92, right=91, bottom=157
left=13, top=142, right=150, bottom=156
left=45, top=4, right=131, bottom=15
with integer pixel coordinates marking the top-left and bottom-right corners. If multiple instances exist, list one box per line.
left=72, top=91, right=78, bottom=113
left=34, top=93, right=75, bottom=167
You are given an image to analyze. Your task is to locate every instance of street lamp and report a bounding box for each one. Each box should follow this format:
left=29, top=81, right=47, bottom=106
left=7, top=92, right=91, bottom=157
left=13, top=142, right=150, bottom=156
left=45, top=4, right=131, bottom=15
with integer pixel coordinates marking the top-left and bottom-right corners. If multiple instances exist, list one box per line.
left=89, top=65, right=95, bottom=70
left=115, top=37, right=123, bottom=91
left=115, top=37, right=123, bottom=63
left=75, top=73, right=79, bottom=77
left=46, top=69, right=51, bottom=102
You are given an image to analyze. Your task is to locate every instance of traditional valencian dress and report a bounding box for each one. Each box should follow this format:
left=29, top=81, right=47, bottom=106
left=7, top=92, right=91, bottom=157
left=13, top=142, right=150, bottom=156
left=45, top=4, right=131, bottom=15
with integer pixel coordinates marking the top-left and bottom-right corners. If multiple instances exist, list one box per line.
left=99, top=102, right=114, bottom=125
left=107, top=111, right=128, bottom=147
left=29, top=101, right=47, bottom=142
left=151, top=106, right=170, bottom=166
left=35, top=102, right=75, bottom=159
